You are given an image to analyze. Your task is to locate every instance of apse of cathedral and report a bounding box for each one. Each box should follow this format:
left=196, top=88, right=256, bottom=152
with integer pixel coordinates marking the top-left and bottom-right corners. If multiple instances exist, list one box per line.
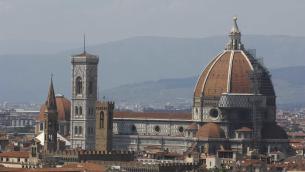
left=35, top=17, right=290, bottom=157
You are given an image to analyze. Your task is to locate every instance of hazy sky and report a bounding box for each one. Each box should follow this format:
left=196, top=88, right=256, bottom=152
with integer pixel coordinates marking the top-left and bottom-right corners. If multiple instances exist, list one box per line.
left=0, top=0, right=304, bottom=44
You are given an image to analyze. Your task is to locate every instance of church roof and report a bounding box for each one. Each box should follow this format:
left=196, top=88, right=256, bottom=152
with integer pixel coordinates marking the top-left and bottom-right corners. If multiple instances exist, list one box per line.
left=37, top=95, right=71, bottom=121
left=114, top=111, right=192, bottom=120
left=196, top=123, right=226, bottom=139
left=186, top=123, right=198, bottom=130
left=194, top=17, right=275, bottom=98
left=235, top=127, right=252, bottom=132
left=36, top=131, right=71, bottom=146
left=45, top=77, right=57, bottom=110
left=72, top=51, right=98, bottom=59
left=0, top=151, right=29, bottom=158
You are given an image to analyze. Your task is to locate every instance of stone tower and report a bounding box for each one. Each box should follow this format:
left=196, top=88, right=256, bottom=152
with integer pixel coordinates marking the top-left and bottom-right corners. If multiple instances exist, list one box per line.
left=70, top=48, right=99, bottom=150
left=44, top=77, right=58, bottom=152
left=95, top=101, right=114, bottom=151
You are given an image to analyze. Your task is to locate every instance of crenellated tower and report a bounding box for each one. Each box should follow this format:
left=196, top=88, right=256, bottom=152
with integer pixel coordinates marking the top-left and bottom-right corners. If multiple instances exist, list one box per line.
left=95, top=101, right=114, bottom=151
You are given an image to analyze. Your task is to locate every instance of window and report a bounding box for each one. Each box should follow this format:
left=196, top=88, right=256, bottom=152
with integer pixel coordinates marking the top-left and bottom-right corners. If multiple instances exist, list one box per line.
left=75, top=106, right=78, bottom=115
left=89, top=81, right=93, bottom=95
left=79, top=126, right=82, bottom=135
left=76, top=77, right=82, bottom=94
left=178, top=126, right=184, bottom=133
left=39, top=123, right=43, bottom=131
left=74, top=126, right=78, bottom=135
left=79, top=106, right=82, bottom=115
left=209, top=108, right=219, bottom=118
left=100, top=111, right=104, bottom=128
left=154, top=126, right=160, bottom=133
left=131, top=125, right=137, bottom=133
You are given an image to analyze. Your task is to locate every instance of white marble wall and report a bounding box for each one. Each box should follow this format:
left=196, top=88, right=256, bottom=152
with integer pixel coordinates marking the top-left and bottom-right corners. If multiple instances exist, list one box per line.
left=113, top=119, right=190, bottom=137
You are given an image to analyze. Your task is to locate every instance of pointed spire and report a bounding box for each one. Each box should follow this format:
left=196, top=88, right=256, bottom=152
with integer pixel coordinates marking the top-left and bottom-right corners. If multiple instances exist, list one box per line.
left=226, top=16, right=244, bottom=50
left=45, top=74, right=57, bottom=110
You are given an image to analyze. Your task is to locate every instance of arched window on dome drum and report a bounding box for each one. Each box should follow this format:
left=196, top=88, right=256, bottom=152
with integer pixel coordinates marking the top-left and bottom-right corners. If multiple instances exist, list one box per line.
left=100, top=111, right=104, bottom=128
left=76, top=77, right=82, bottom=94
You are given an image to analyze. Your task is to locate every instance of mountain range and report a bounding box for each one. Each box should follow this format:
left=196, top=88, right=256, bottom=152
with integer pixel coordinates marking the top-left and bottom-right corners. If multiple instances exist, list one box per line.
left=103, top=66, right=305, bottom=109
left=0, top=35, right=305, bottom=107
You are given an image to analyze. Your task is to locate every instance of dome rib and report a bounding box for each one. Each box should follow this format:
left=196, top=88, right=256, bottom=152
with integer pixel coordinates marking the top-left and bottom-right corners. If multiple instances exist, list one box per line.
left=193, top=50, right=264, bottom=97
left=193, top=51, right=225, bottom=97
left=226, top=51, right=235, bottom=92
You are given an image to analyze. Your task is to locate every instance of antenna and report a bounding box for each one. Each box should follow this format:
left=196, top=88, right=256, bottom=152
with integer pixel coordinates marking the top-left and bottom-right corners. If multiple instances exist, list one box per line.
left=97, top=82, right=100, bottom=100
left=83, top=33, right=86, bottom=53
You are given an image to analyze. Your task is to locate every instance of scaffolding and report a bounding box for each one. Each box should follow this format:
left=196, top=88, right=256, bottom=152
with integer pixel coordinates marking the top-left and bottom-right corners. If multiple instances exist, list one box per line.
left=248, top=52, right=265, bottom=150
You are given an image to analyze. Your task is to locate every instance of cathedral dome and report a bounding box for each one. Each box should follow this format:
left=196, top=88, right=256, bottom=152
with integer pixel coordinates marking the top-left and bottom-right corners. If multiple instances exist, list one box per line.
left=194, top=18, right=275, bottom=98
left=196, top=123, right=225, bottom=139
left=37, top=94, right=71, bottom=121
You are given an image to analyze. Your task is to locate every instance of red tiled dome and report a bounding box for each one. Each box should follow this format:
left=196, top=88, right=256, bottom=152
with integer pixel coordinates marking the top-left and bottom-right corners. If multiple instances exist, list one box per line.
left=194, top=50, right=276, bottom=98
left=196, top=123, right=225, bottom=139
left=37, top=94, right=71, bottom=121
left=194, top=18, right=275, bottom=99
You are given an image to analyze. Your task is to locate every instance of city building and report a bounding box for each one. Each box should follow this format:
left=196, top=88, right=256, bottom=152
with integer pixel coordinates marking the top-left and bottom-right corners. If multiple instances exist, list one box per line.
left=95, top=101, right=114, bottom=151
left=111, top=17, right=290, bottom=156
left=42, top=77, right=58, bottom=152
left=70, top=49, right=99, bottom=150
left=36, top=94, right=70, bottom=137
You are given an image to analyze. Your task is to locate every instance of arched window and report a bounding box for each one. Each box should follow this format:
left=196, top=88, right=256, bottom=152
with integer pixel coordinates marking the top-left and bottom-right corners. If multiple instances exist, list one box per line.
left=74, top=126, right=78, bottom=135
left=79, top=126, right=82, bottom=135
left=79, top=106, right=82, bottom=115
left=89, top=81, right=93, bottom=95
left=76, top=77, right=82, bottom=94
left=75, top=106, right=78, bottom=115
left=100, top=111, right=104, bottom=128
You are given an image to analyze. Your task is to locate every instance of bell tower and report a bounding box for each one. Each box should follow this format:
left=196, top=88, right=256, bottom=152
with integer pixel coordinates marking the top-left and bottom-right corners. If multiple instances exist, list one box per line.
left=70, top=41, right=99, bottom=150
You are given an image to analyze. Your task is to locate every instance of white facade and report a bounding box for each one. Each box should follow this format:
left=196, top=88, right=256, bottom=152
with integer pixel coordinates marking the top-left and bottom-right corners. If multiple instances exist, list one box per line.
left=70, top=52, right=99, bottom=150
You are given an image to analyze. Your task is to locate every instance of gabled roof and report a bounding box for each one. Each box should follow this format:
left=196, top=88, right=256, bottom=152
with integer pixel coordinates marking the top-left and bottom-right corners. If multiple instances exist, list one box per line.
left=36, top=131, right=71, bottom=146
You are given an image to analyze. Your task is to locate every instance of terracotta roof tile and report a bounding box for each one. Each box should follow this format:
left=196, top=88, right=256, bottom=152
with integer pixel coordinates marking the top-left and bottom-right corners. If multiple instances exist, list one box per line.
left=194, top=50, right=275, bottom=98
left=114, top=111, right=192, bottom=120
left=235, top=127, right=252, bottom=132
left=0, top=151, right=29, bottom=158
left=196, top=123, right=225, bottom=139
left=37, top=95, right=71, bottom=121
